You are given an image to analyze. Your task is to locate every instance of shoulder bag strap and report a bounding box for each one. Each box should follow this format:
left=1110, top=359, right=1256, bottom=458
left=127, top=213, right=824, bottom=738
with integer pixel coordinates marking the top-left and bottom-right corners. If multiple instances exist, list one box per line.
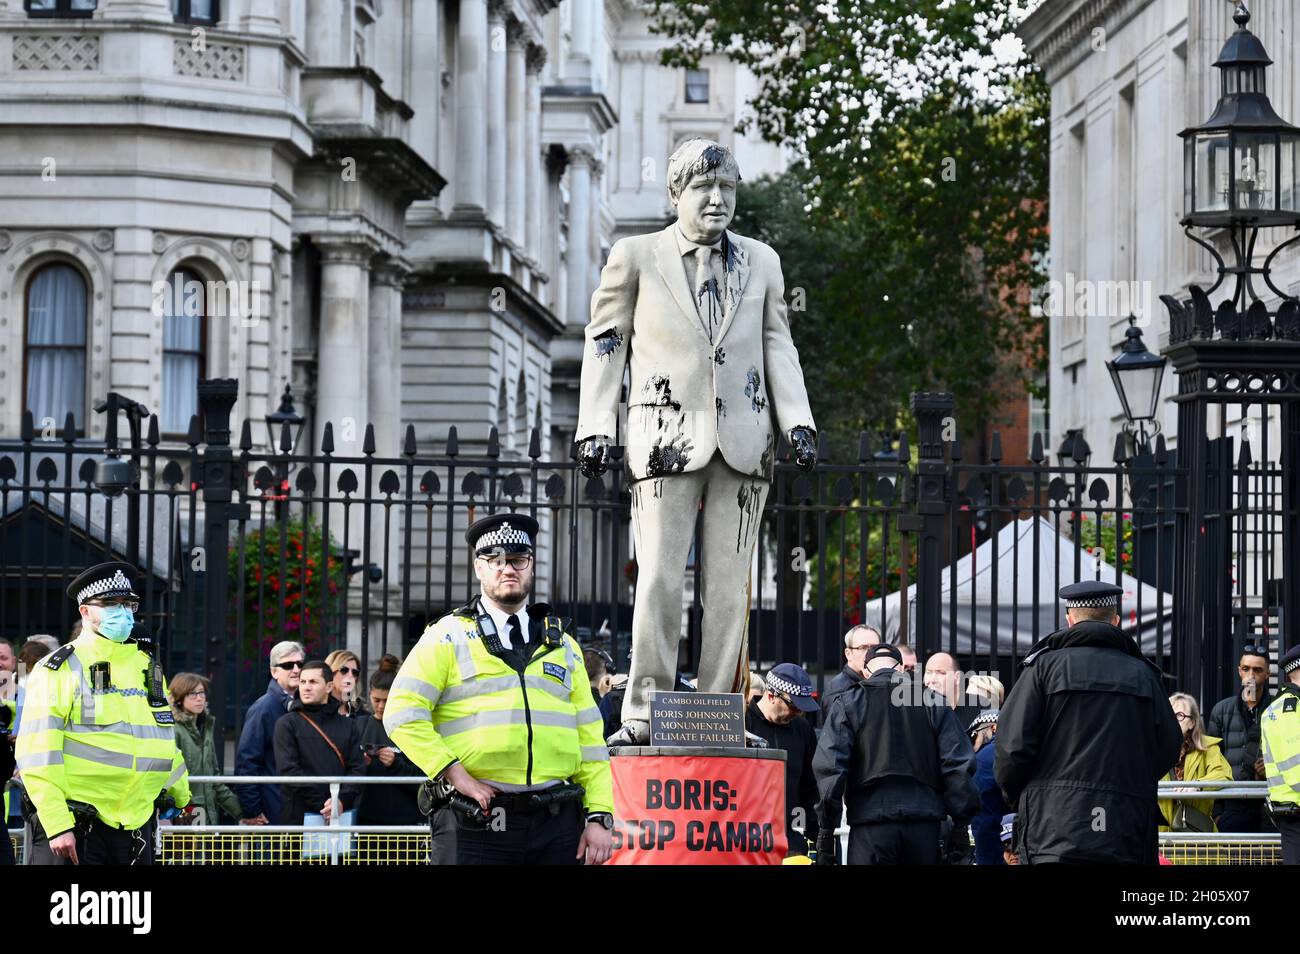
left=297, top=711, right=347, bottom=771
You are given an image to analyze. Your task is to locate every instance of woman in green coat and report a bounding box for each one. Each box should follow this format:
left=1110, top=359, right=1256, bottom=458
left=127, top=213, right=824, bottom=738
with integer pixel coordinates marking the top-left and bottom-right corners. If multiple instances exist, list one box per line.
left=1159, top=692, right=1233, bottom=832
left=170, top=673, right=255, bottom=825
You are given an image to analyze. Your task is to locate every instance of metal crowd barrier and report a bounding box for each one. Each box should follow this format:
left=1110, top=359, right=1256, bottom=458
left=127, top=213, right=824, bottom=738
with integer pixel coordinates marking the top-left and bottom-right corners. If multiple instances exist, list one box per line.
left=5, top=777, right=1285, bottom=865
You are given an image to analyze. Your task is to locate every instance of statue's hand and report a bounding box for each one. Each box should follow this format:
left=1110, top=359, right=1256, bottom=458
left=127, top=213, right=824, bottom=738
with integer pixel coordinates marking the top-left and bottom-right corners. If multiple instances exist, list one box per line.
left=577, top=435, right=612, bottom=479
left=789, top=426, right=818, bottom=473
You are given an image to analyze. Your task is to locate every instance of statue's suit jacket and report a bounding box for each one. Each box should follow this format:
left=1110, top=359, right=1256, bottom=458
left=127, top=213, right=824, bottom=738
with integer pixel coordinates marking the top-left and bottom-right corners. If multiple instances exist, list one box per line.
left=577, top=224, right=816, bottom=482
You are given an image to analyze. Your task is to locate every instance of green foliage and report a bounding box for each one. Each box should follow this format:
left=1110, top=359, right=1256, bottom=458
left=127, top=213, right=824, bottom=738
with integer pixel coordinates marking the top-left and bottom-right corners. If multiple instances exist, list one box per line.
left=1078, top=511, right=1135, bottom=571
left=803, top=508, right=916, bottom=625
left=231, top=519, right=346, bottom=660
left=652, top=0, right=1049, bottom=447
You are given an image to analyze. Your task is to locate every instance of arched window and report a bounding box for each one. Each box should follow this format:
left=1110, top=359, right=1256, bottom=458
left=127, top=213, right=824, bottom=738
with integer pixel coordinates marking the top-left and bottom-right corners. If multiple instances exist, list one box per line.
left=496, top=378, right=509, bottom=446
left=162, top=267, right=207, bottom=436
left=25, top=262, right=88, bottom=432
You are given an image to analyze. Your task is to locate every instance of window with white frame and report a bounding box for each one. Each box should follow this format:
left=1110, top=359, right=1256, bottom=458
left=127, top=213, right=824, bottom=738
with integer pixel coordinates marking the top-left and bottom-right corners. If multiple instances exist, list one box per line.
left=172, top=0, right=217, bottom=24
left=25, top=262, right=88, bottom=432
left=162, top=267, right=207, bottom=436
left=26, top=0, right=96, bottom=16
left=685, top=69, right=710, bottom=104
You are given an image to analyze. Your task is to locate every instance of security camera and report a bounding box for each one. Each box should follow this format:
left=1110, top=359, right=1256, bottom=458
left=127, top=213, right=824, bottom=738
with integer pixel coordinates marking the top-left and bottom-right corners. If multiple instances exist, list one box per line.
left=95, top=454, right=131, bottom=498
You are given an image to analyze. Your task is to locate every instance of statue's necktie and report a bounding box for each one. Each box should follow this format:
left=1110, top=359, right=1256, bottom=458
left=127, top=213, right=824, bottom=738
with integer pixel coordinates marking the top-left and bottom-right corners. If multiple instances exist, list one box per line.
left=693, top=245, right=722, bottom=343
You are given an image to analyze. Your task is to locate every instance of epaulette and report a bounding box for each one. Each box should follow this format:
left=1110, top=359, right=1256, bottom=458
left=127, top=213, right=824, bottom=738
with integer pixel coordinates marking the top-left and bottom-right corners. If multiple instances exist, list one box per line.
left=43, top=644, right=77, bottom=671
left=1019, top=646, right=1049, bottom=668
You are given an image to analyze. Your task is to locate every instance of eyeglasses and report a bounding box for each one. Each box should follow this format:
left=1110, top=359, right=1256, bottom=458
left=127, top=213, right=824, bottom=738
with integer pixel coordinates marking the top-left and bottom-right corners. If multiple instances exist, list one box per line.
left=1175, top=712, right=1192, bottom=722
left=187, top=689, right=207, bottom=698
left=478, top=555, right=532, bottom=572
left=335, top=666, right=360, bottom=677
left=89, top=599, right=140, bottom=612
left=848, top=644, right=873, bottom=653
left=274, top=660, right=305, bottom=670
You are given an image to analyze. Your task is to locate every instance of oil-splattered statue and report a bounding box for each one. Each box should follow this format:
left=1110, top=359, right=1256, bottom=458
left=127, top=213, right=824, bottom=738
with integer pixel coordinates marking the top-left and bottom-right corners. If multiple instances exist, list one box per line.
left=576, top=138, right=817, bottom=746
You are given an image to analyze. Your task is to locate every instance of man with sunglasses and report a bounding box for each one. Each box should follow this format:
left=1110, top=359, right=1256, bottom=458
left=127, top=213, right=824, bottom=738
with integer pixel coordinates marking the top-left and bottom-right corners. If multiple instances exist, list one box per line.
left=823, top=625, right=879, bottom=715
left=16, top=561, right=192, bottom=864
left=1206, top=644, right=1275, bottom=834
left=386, top=513, right=614, bottom=865
left=234, top=640, right=305, bottom=825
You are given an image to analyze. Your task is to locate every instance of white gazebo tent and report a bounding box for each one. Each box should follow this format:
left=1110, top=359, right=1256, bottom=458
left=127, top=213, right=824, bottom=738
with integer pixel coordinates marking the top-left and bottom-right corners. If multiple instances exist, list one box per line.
left=863, top=516, right=1174, bottom=657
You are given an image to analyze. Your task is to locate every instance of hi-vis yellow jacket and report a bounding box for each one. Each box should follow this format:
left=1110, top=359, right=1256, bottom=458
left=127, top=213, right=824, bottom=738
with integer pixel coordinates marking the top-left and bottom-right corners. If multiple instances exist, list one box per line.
left=15, top=632, right=191, bottom=836
left=384, top=599, right=613, bottom=814
left=1262, top=684, right=1300, bottom=808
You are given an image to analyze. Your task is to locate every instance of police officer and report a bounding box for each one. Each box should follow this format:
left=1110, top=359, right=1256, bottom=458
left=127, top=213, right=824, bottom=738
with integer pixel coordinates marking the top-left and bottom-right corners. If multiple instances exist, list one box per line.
left=16, top=562, right=191, bottom=865
left=1261, top=645, right=1300, bottom=864
left=385, top=513, right=614, bottom=865
left=995, top=580, right=1181, bottom=864
left=812, top=643, right=979, bottom=864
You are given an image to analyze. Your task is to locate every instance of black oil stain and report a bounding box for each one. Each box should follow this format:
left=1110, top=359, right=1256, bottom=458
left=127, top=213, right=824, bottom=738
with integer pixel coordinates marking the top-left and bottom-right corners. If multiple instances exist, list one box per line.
left=722, top=234, right=737, bottom=273
left=652, top=478, right=664, bottom=499
left=759, top=437, right=773, bottom=480
left=715, top=396, right=726, bottom=423
left=713, top=346, right=726, bottom=365
left=593, top=328, right=623, bottom=360
left=744, top=367, right=768, bottom=414
left=736, top=482, right=764, bottom=552
left=641, top=375, right=681, bottom=410
left=646, top=435, right=693, bottom=477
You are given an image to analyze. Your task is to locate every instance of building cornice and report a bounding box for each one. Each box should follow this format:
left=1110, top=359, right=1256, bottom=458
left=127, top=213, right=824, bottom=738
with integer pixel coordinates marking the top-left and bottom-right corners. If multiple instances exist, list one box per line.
left=1018, top=0, right=1156, bottom=84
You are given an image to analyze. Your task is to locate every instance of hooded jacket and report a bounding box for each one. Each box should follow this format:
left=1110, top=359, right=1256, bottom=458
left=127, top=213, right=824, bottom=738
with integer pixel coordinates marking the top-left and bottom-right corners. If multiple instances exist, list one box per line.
left=272, top=698, right=365, bottom=826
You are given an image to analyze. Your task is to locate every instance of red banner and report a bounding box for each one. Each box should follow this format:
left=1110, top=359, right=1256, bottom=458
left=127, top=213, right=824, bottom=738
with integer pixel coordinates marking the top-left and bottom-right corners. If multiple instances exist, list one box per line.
left=609, top=754, right=788, bottom=865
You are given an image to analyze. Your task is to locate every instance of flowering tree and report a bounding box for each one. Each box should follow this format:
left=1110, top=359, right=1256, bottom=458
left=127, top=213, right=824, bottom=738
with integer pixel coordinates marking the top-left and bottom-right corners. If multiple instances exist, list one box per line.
left=231, top=520, right=346, bottom=660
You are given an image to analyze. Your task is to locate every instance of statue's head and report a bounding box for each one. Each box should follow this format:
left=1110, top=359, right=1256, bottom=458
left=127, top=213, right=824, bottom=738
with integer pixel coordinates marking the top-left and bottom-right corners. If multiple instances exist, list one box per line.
left=667, top=138, right=741, bottom=244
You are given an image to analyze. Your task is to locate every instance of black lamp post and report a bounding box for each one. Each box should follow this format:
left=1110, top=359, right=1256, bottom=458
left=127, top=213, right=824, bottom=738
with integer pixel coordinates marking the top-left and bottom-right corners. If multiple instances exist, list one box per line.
left=1107, top=316, right=1167, bottom=455
left=264, top=383, right=307, bottom=520
left=93, top=392, right=149, bottom=566
left=1173, top=1, right=1300, bottom=318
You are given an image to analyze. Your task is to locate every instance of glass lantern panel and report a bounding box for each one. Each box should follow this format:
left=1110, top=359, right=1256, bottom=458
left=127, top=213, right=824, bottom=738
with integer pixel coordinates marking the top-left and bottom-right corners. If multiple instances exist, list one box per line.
left=1196, top=132, right=1231, bottom=212
left=1224, top=69, right=1238, bottom=96
left=1234, top=132, right=1277, bottom=212
left=1184, top=138, right=1196, bottom=215
left=1280, top=135, right=1300, bottom=212
left=1120, top=364, right=1163, bottom=423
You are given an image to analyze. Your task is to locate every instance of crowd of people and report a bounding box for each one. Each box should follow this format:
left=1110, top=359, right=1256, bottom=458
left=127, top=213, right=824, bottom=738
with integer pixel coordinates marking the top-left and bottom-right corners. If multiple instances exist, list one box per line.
left=2, top=559, right=1298, bottom=867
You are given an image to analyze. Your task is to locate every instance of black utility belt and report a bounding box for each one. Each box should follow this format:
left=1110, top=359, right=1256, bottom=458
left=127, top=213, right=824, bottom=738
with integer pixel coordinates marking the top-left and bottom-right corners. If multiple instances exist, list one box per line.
left=429, top=781, right=585, bottom=825
left=1268, top=800, right=1300, bottom=817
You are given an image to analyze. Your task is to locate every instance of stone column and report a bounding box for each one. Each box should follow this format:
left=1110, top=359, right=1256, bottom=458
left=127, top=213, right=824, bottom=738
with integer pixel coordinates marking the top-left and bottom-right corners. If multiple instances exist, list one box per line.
left=567, top=0, right=592, bottom=82
left=315, top=241, right=371, bottom=457
left=367, top=261, right=407, bottom=631
left=367, top=263, right=406, bottom=459
left=566, top=147, right=595, bottom=332
left=454, top=0, right=489, bottom=214
left=304, top=0, right=348, bottom=66
left=506, top=24, right=528, bottom=249
left=526, top=46, right=547, bottom=266
left=486, top=1, right=509, bottom=230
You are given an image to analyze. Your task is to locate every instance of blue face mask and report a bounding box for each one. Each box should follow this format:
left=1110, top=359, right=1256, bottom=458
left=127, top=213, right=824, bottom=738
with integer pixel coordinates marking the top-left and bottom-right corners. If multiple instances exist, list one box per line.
left=96, top=605, right=135, bottom=642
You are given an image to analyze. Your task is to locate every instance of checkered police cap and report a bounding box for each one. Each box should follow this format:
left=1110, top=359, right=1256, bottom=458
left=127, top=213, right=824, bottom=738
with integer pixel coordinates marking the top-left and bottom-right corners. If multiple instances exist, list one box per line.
left=1281, top=645, right=1300, bottom=676
left=466, top=512, right=539, bottom=555
left=67, top=561, right=140, bottom=605
left=766, top=671, right=812, bottom=699
left=1059, top=580, right=1123, bottom=609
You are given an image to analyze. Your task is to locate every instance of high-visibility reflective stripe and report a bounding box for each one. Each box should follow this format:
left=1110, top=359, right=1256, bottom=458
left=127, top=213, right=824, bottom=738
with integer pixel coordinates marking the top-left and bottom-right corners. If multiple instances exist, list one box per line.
left=1268, top=774, right=1286, bottom=789
left=581, top=745, right=610, bottom=762
left=438, top=708, right=578, bottom=737
left=441, top=675, right=519, bottom=705
left=524, top=675, right=569, bottom=702
left=166, top=764, right=187, bottom=787
left=529, top=709, right=578, bottom=730
left=22, top=715, right=67, bottom=734
left=577, top=705, right=602, bottom=725
left=451, top=636, right=477, bottom=681
left=69, top=721, right=175, bottom=742
left=64, top=738, right=135, bottom=769
left=1276, top=751, right=1300, bottom=774
left=385, top=707, right=433, bottom=730
left=136, top=757, right=174, bottom=775
left=17, top=750, right=63, bottom=770
left=438, top=709, right=525, bottom=737
left=392, top=675, right=442, bottom=707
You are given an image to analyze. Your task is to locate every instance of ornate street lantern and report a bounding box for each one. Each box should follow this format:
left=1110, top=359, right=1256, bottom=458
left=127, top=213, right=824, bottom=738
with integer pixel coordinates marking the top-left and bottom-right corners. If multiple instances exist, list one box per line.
left=1107, top=316, right=1167, bottom=450
left=1171, top=2, right=1300, bottom=323
left=265, top=382, right=307, bottom=453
